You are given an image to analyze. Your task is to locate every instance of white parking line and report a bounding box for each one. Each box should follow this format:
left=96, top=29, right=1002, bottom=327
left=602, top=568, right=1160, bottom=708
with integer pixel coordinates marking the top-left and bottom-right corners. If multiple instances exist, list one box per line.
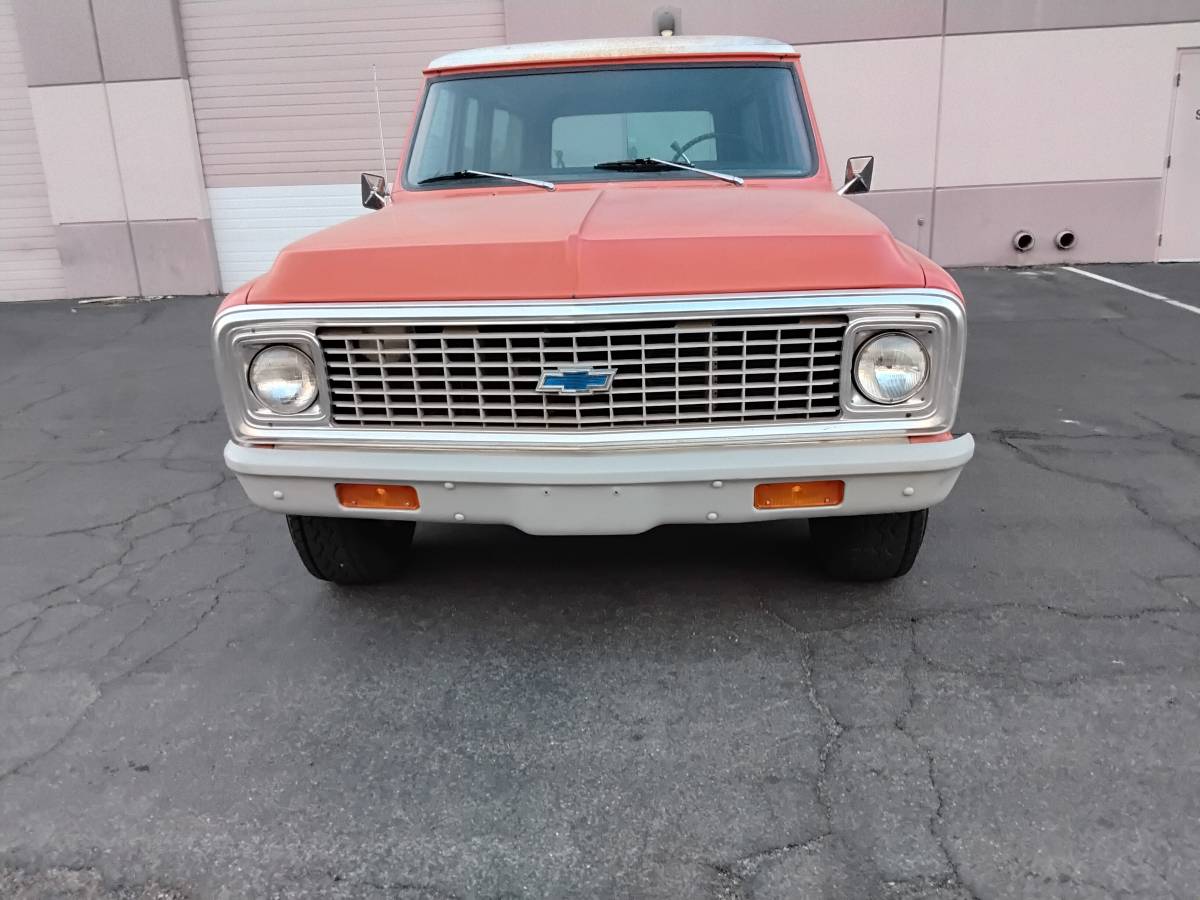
left=1062, top=266, right=1200, bottom=316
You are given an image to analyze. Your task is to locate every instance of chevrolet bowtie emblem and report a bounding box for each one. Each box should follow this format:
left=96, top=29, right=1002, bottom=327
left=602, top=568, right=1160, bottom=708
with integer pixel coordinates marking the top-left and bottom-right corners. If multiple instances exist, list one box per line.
left=536, top=368, right=616, bottom=394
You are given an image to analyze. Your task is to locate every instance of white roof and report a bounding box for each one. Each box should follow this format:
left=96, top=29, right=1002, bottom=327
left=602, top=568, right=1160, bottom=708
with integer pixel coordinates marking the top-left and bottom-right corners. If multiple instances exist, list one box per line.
left=426, top=35, right=797, bottom=73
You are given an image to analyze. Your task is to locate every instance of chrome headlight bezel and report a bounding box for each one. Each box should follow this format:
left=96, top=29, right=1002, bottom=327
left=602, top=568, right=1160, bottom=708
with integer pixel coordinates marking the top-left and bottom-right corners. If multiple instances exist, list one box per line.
left=225, top=330, right=330, bottom=426
left=837, top=314, right=951, bottom=423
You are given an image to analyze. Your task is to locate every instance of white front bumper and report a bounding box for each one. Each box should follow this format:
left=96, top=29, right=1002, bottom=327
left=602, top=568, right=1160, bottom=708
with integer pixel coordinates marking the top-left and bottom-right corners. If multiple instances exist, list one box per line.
left=225, top=435, right=974, bottom=536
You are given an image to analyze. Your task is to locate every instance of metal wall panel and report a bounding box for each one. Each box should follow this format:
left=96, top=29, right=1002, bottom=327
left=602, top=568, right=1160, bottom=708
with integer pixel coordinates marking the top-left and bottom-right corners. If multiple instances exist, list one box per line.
left=207, top=184, right=365, bottom=289
left=181, top=0, right=505, bottom=289
left=945, top=0, right=1200, bottom=35
left=937, top=22, right=1200, bottom=188
left=0, top=0, right=65, bottom=301
left=180, top=0, right=505, bottom=187
left=502, top=0, right=944, bottom=45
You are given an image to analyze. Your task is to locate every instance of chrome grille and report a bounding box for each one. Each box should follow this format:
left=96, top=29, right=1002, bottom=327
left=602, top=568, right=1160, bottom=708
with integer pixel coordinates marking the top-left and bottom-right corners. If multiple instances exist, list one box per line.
left=317, top=314, right=847, bottom=430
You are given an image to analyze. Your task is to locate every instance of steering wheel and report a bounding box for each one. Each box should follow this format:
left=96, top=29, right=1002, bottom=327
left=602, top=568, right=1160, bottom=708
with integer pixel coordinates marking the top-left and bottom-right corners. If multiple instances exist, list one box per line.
left=670, top=131, right=751, bottom=163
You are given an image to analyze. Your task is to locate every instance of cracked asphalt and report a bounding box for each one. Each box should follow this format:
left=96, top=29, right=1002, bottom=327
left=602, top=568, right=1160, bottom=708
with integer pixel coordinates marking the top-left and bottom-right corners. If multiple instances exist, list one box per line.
left=1, top=263, right=1198, bottom=900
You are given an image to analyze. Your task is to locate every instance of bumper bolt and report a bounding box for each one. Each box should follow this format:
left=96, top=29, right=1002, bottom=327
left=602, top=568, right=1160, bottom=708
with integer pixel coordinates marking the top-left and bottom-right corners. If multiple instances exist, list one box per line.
left=272, top=490, right=284, bottom=500
left=902, top=486, right=915, bottom=497
left=706, top=512, right=719, bottom=521
left=444, top=482, right=455, bottom=490
left=453, top=512, right=465, bottom=522
left=711, top=480, right=723, bottom=488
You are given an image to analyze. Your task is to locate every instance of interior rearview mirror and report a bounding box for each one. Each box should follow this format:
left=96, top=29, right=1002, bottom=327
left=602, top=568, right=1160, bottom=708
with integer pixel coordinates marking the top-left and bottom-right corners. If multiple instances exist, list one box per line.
left=361, top=173, right=387, bottom=210
left=838, top=156, right=874, bottom=196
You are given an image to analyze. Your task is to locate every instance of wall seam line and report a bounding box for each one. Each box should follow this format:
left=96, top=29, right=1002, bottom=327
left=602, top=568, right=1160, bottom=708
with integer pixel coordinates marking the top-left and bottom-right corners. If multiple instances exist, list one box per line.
left=98, top=82, right=139, bottom=295
left=790, top=17, right=1200, bottom=48
left=936, top=176, right=1164, bottom=191
left=943, top=17, right=1200, bottom=38
left=927, top=0, right=949, bottom=257
left=85, top=0, right=104, bottom=83
left=88, top=0, right=142, bottom=296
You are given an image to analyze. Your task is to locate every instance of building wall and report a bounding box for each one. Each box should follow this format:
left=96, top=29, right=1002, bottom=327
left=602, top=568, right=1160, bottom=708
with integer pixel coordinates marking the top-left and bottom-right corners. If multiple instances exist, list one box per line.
left=11, top=0, right=220, bottom=298
left=179, top=0, right=507, bottom=288
left=4, top=1, right=1200, bottom=299
left=504, top=0, right=1200, bottom=268
left=0, top=0, right=64, bottom=301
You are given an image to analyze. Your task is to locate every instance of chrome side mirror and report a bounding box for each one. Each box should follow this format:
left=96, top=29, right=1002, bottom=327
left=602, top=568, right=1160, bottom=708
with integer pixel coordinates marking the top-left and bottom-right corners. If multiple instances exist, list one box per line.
left=837, top=156, right=874, bottom=196
left=361, top=173, right=388, bottom=210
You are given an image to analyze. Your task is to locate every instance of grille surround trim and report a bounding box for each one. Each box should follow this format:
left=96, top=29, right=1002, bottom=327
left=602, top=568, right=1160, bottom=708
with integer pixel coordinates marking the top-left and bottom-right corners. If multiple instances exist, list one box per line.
left=214, top=290, right=966, bottom=451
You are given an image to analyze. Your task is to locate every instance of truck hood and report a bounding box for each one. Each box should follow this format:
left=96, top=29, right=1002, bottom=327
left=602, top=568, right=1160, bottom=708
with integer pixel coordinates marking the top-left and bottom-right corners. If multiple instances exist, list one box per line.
left=250, top=184, right=927, bottom=303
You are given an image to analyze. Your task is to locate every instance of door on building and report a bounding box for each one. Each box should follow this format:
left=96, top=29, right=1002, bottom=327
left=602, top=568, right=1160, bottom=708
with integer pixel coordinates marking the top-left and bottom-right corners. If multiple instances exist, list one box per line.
left=178, top=0, right=507, bottom=291
left=1160, top=50, right=1200, bottom=261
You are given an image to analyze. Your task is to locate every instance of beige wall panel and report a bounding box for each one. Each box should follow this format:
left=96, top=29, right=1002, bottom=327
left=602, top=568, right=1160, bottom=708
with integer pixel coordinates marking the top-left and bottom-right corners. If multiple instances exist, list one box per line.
left=938, top=23, right=1200, bottom=187
left=798, top=38, right=941, bottom=192
left=851, top=189, right=934, bottom=256
left=0, top=0, right=63, bottom=301
left=107, top=79, right=209, bottom=221
left=10, top=0, right=101, bottom=86
left=93, top=0, right=188, bottom=82
left=931, top=179, right=1161, bottom=267
left=28, top=83, right=127, bottom=224
left=130, top=219, right=220, bottom=295
left=503, top=0, right=944, bottom=45
left=947, top=0, right=1200, bottom=35
left=180, top=0, right=505, bottom=187
left=57, top=222, right=139, bottom=298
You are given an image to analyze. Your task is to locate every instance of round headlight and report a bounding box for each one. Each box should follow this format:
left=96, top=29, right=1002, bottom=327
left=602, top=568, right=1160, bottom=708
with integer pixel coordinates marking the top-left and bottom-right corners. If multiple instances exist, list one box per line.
left=248, top=345, right=318, bottom=415
left=853, top=333, right=928, bottom=404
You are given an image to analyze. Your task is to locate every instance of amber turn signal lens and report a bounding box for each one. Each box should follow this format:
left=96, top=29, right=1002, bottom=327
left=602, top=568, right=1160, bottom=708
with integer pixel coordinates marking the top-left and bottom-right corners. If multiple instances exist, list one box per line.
left=754, top=480, right=844, bottom=510
left=335, top=483, right=420, bottom=510
left=908, top=432, right=954, bottom=444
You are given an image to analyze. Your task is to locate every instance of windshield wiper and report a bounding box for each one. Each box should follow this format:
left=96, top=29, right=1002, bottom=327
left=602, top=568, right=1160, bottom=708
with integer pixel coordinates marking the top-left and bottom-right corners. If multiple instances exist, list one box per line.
left=593, top=157, right=743, bottom=186
left=417, top=169, right=555, bottom=191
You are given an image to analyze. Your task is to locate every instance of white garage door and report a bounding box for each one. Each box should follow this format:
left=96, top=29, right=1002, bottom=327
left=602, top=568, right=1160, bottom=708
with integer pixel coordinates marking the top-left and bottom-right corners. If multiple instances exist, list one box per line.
left=180, top=0, right=506, bottom=290
left=0, top=0, right=64, bottom=302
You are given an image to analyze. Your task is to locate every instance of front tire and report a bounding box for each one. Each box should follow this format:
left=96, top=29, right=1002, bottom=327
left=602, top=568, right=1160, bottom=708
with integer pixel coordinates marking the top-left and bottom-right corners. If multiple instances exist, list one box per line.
left=808, top=509, right=928, bottom=581
left=286, top=515, right=415, bottom=585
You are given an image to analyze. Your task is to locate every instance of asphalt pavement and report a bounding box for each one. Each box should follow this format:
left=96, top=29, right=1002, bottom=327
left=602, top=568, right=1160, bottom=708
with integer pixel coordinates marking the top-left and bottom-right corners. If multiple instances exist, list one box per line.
left=0, top=264, right=1198, bottom=899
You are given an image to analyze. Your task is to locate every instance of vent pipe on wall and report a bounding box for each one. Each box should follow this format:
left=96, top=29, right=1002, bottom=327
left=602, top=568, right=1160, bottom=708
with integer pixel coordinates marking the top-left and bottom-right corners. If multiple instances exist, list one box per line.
left=1013, top=231, right=1034, bottom=252
left=1055, top=230, right=1076, bottom=251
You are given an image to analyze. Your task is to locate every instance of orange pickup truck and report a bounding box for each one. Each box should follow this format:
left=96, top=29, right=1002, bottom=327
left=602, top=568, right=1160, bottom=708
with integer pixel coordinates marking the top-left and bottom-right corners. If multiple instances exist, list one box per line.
left=213, top=36, right=972, bottom=585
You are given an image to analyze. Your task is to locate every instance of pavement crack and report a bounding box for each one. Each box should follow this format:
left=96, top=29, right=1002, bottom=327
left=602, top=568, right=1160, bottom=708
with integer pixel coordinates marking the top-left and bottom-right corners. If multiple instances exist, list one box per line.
left=761, top=600, right=843, bottom=833
left=0, top=461, right=46, bottom=482
left=347, top=877, right=464, bottom=899
left=0, top=593, right=221, bottom=785
left=900, top=628, right=983, bottom=900
left=923, top=753, right=981, bottom=900
left=710, top=834, right=832, bottom=900
left=924, top=600, right=1198, bottom=624
left=993, top=430, right=1200, bottom=555
left=115, top=407, right=224, bottom=461
left=7, top=384, right=68, bottom=418
left=1112, top=322, right=1197, bottom=367
left=18, top=477, right=228, bottom=541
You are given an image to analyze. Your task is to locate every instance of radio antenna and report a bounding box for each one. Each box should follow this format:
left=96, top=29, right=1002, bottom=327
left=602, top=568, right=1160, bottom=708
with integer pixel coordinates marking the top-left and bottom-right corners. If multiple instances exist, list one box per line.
left=371, top=64, right=389, bottom=193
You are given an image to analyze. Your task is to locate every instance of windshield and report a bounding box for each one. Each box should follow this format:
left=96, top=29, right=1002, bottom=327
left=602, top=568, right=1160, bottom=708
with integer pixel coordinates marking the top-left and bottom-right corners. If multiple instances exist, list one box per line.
left=405, top=64, right=816, bottom=188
